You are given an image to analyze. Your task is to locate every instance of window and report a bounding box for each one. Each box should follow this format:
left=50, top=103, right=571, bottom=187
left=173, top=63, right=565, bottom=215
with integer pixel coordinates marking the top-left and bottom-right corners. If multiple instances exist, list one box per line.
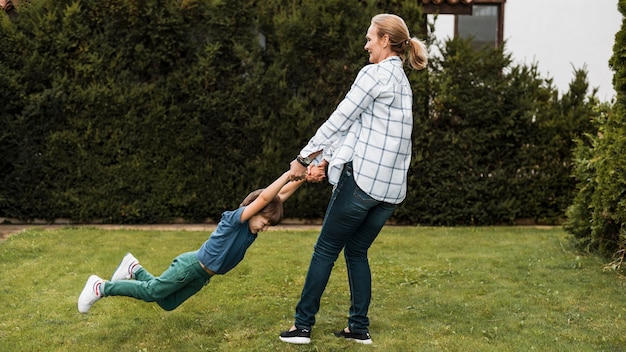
left=455, top=0, right=505, bottom=49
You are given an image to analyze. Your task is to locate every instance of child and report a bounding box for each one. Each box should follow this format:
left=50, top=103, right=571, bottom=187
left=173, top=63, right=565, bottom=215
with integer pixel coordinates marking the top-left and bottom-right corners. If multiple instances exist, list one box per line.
left=78, top=169, right=316, bottom=313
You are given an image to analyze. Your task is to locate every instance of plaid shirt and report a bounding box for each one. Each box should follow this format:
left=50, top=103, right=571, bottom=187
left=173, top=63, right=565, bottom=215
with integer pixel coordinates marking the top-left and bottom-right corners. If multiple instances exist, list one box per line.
left=300, top=56, right=413, bottom=204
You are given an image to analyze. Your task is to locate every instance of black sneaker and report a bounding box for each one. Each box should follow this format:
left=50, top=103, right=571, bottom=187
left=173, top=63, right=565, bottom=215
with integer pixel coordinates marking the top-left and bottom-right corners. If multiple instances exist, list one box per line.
left=279, top=327, right=311, bottom=344
left=334, top=329, right=373, bottom=345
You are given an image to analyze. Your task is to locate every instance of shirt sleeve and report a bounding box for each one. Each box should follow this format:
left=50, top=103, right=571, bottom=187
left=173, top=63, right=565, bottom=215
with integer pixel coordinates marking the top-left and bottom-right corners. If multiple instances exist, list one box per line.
left=300, top=65, right=380, bottom=157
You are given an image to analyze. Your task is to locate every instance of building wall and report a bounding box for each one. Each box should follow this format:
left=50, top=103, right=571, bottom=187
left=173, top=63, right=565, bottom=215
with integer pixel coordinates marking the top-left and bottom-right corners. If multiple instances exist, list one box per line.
left=428, top=0, right=622, bottom=102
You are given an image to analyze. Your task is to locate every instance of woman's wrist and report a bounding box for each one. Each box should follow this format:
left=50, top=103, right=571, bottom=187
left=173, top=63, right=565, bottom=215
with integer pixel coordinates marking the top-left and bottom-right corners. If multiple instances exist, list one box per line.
left=296, top=155, right=312, bottom=167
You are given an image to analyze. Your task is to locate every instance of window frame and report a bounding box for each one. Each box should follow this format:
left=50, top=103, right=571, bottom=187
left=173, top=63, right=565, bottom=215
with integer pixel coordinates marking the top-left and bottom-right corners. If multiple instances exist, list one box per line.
left=454, top=0, right=506, bottom=48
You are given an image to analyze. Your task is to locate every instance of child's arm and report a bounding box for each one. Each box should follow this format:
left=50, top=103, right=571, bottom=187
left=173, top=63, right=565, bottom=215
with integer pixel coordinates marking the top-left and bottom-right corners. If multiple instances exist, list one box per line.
left=278, top=179, right=305, bottom=202
left=240, top=171, right=291, bottom=222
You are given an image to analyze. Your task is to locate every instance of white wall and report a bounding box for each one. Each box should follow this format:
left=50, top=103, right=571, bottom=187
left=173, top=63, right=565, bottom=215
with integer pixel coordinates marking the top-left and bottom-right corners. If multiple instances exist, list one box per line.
left=428, top=0, right=622, bottom=102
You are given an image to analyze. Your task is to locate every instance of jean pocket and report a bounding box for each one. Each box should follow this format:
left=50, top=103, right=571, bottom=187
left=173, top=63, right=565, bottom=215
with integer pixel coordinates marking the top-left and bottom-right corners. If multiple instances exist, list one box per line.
left=175, top=271, right=190, bottom=283
left=353, top=183, right=377, bottom=205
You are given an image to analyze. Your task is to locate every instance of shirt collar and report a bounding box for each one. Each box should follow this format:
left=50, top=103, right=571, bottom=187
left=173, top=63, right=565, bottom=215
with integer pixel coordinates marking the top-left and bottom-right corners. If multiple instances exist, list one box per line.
left=380, top=55, right=402, bottom=64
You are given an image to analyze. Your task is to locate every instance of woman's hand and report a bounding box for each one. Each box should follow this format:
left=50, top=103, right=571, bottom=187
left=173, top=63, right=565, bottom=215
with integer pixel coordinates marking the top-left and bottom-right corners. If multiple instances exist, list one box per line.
left=289, top=159, right=308, bottom=181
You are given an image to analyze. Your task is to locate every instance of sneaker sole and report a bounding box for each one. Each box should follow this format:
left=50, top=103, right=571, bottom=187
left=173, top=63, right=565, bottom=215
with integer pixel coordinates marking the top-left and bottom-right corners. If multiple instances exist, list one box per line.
left=349, top=338, right=373, bottom=345
left=279, top=336, right=311, bottom=344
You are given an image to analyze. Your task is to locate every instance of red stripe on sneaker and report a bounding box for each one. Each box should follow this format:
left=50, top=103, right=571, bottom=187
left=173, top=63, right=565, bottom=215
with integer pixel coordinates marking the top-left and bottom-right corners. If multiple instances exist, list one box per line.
left=94, top=281, right=101, bottom=296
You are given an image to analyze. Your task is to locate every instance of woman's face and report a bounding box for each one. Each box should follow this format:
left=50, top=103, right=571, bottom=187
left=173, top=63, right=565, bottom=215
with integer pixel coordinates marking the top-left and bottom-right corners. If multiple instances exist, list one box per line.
left=364, top=24, right=387, bottom=64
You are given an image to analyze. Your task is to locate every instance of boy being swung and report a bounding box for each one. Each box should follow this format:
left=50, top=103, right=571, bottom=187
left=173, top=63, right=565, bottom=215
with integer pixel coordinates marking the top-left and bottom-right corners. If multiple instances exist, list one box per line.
left=78, top=165, right=323, bottom=313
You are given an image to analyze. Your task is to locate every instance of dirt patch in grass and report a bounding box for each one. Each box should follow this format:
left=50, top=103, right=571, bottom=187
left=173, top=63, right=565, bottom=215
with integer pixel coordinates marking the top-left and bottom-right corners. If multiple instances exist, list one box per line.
left=0, top=220, right=322, bottom=241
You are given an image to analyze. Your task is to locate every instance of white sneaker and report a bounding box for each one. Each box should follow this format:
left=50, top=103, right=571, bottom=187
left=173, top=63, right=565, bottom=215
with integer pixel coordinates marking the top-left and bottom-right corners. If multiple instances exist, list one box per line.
left=78, top=275, right=104, bottom=313
left=111, top=253, right=139, bottom=281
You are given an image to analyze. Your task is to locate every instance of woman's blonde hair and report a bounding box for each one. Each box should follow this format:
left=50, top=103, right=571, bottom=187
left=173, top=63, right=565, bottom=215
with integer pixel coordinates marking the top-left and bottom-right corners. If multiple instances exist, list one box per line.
left=371, top=13, right=428, bottom=70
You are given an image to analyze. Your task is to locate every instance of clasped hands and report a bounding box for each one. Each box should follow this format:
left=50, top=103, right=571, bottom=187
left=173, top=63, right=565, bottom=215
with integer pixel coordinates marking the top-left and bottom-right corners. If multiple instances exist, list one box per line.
left=289, top=159, right=327, bottom=183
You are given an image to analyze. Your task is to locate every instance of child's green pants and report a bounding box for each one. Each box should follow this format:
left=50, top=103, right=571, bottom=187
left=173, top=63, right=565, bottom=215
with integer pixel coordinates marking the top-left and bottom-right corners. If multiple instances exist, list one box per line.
left=102, top=251, right=212, bottom=311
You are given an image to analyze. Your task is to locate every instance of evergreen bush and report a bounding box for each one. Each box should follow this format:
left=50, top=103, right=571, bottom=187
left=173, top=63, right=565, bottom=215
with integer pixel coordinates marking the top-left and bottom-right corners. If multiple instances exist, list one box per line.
left=565, top=0, right=626, bottom=258
left=0, top=0, right=604, bottom=226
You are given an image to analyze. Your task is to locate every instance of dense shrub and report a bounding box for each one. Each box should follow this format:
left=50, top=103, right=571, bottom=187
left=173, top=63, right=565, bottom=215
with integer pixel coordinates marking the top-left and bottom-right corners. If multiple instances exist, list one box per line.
left=394, top=38, right=600, bottom=225
left=565, top=0, right=626, bottom=258
left=0, top=0, right=273, bottom=222
left=0, top=0, right=603, bottom=225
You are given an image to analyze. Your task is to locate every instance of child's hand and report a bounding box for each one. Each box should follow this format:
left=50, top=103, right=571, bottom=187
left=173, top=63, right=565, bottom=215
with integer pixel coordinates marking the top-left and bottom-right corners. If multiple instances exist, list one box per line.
left=306, top=162, right=327, bottom=183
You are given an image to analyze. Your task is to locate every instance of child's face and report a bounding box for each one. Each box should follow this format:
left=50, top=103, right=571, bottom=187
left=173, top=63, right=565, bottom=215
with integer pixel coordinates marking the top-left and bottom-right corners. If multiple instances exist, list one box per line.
left=249, top=215, right=271, bottom=234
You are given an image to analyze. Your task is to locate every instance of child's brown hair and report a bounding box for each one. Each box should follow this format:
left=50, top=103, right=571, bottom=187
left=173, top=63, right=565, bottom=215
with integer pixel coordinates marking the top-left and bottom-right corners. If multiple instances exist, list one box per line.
left=240, top=189, right=284, bottom=225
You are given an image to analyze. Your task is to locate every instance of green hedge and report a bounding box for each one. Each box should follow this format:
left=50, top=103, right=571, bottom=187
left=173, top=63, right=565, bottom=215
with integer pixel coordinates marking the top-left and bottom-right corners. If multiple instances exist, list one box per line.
left=0, top=0, right=603, bottom=225
left=565, top=0, right=625, bottom=258
left=395, top=39, right=600, bottom=225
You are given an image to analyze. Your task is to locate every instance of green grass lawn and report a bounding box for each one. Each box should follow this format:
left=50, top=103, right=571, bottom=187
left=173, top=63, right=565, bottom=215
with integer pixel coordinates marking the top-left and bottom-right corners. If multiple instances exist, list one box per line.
left=1, top=226, right=624, bottom=351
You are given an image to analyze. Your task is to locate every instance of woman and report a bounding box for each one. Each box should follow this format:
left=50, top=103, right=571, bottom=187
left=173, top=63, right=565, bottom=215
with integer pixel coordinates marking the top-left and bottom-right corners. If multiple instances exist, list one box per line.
left=280, top=13, right=428, bottom=345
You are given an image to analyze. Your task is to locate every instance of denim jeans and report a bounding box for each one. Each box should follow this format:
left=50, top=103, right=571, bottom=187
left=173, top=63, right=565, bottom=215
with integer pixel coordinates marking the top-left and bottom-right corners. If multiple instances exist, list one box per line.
left=294, top=163, right=397, bottom=334
left=102, top=251, right=212, bottom=311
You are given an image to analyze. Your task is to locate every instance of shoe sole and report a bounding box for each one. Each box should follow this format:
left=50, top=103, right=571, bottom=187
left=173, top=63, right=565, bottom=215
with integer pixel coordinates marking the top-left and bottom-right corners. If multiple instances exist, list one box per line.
left=279, top=336, right=311, bottom=344
left=348, top=338, right=372, bottom=345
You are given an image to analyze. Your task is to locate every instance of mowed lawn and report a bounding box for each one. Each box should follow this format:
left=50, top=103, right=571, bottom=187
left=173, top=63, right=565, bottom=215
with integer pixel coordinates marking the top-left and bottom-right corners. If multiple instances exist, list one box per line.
left=0, top=226, right=624, bottom=351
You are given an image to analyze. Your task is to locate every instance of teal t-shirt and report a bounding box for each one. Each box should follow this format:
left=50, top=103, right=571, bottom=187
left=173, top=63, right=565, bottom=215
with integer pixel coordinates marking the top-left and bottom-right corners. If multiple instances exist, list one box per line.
left=196, top=207, right=257, bottom=274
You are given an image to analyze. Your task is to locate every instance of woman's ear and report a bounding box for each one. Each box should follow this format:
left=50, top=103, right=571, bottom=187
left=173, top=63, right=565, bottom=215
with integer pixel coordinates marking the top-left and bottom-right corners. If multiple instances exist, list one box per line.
left=382, top=34, right=390, bottom=48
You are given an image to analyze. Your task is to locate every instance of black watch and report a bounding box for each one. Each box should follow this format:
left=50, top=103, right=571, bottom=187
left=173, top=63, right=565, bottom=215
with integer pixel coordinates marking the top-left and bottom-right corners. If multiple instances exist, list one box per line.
left=296, top=155, right=313, bottom=167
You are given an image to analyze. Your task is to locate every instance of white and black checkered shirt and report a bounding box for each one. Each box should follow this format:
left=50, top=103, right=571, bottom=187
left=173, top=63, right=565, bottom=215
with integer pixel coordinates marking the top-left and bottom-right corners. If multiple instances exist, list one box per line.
left=300, top=56, right=413, bottom=204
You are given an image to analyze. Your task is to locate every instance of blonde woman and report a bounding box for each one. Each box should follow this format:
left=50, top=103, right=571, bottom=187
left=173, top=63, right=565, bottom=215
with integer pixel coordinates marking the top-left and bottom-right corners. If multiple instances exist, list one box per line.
left=281, top=13, right=428, bottom=345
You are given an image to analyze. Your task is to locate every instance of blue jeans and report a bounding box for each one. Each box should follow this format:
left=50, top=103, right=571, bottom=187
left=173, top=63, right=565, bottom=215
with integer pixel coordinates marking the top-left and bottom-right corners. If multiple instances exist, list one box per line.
left=294, top=163, right=397, bottom=334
